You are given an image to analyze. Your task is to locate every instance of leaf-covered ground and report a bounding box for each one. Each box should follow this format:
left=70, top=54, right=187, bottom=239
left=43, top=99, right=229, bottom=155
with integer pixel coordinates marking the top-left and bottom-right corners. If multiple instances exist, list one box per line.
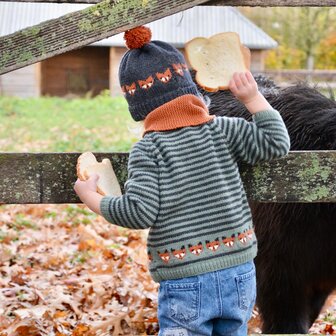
left=0, top=204, right=335, bottom=335
left=0, top=204, right=158, bottom=336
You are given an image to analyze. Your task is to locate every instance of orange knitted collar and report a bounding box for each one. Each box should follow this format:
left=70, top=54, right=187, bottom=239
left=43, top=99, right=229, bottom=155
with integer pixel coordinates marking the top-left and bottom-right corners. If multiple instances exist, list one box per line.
left=143, top=94, right=214, bottom=135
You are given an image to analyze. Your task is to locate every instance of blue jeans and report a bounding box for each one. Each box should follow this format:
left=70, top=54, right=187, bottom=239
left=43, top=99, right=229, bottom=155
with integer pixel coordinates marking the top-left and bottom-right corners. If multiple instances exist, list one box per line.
left=158, top=261, right=256, bottom=336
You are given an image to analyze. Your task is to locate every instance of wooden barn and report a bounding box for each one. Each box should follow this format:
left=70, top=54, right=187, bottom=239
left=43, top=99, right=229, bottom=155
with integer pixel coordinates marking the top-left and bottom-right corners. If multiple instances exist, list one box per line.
left=0, top=3, right=277, bottom=97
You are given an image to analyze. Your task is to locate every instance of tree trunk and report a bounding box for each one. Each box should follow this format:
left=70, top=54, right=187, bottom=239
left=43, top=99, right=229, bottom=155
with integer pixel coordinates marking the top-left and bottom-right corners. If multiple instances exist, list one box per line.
left=306, top=54, right=315, bottom=70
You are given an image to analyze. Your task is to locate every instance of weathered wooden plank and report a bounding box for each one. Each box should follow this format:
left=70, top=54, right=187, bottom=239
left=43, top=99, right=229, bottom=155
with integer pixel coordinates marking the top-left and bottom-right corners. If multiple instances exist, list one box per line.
left=206, top=0, right=336, bottom=5
left=0, top=0, right=210, bottom=75
left=1, top=0, right=335, bottom=5
left=2, top=0, right=335, bottom=76
left=241, top=151, right=336, bottom=203
left=0, top=151, right=335, bottom=204
left=0, top=153, right=129, bottom=204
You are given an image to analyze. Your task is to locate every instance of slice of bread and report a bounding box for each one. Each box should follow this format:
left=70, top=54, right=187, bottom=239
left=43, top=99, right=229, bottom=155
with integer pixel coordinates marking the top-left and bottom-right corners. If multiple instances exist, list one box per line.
left=185, top=32, right=251, bottom=92
left=76, top=152, right=122, bottom=197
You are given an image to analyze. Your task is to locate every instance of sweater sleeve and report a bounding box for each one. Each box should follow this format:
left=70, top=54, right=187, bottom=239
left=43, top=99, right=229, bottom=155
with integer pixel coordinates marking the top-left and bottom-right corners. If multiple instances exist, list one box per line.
left=215, top=109, right=290, bottom=165
left=99, top=140, right=160, bottom=229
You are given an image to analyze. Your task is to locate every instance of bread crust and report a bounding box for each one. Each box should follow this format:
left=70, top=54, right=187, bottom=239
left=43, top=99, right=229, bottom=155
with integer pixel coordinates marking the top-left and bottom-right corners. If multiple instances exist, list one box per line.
left=241, top=45, right=251, bottom=70
left=76, top=164, right=86, bottom=181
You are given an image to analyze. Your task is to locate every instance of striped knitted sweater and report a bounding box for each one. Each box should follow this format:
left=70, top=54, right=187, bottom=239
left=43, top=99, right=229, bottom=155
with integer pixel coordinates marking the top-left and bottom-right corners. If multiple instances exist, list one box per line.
left=100, top=95, right=290, bottom=282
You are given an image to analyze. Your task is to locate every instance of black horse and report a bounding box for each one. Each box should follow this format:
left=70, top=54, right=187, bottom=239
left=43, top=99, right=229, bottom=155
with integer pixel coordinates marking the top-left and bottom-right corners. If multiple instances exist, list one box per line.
left=196, top=74, right=336, bottom=334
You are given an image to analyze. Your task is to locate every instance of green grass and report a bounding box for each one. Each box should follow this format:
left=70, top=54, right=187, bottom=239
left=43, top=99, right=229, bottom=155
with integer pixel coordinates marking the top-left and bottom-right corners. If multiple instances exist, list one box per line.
left=0, top=91, right=140, bottom=152
left=1, top=88, right=334, bottom=153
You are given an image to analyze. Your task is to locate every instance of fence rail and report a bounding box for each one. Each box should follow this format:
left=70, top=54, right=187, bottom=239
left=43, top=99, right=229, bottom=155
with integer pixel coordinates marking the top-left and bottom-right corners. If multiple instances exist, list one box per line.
left=1, top=0, right=336, bottom=76
left=0, top=0, right=335, bottom=4
left=0, top=151, right=335, bottom=204
left=0, top=0, right=210, bottom=76
left=260, top=69, right=336, bottom=88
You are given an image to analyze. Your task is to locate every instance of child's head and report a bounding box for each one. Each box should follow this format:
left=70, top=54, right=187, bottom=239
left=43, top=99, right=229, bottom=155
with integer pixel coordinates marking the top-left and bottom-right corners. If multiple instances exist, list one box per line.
left=119, top=26, right=200, bottom=121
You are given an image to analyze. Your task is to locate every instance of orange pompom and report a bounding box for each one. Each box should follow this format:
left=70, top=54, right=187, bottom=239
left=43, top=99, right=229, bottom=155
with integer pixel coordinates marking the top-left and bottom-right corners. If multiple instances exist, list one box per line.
left=124, top=26, right=152, bottom=49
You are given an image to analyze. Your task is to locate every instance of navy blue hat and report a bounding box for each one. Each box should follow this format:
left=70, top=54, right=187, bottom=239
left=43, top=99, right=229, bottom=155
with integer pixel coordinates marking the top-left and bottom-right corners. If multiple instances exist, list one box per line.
left=119, top=26, right=200, bottom=121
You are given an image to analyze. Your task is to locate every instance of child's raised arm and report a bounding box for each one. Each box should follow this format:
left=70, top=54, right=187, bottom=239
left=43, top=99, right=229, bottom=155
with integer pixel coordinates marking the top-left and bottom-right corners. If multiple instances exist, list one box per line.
left=214, top=71, right=290, bottom=164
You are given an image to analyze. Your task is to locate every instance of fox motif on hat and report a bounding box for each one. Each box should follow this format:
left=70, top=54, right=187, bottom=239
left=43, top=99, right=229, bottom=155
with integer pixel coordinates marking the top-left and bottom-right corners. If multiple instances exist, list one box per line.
left=172, top=63, right=184, bottom=76
left=156, top=68, right=172, bottom=83
left=119, top=26, right=200, bottom=121
left=138, top=76, right=154, bottom=90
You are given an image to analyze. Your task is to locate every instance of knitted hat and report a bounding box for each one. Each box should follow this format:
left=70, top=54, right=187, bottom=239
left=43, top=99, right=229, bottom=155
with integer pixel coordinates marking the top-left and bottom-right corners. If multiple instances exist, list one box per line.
left=119, top=26, right=200, bottom=121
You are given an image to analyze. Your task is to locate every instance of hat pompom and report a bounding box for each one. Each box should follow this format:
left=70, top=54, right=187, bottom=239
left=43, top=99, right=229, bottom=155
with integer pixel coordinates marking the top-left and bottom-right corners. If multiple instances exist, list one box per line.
left=124, top=26, right=152, bottom=49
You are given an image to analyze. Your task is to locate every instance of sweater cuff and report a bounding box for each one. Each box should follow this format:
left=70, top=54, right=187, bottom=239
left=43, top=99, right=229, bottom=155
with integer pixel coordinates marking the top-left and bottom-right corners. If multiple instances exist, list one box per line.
left=252, top=109, right=283, bottom=123
left=100, top=196, right=117, bottom=224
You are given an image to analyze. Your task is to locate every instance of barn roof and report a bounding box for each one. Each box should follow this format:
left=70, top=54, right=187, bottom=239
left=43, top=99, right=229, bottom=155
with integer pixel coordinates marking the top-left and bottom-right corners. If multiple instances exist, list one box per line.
left=0, top=2, right=277, bottom=50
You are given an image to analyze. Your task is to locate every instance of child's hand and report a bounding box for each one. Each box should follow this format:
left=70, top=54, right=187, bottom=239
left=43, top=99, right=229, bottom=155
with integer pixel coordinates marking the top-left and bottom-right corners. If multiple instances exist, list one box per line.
left=229, top=71, right=272, bottom=114
left=229, top=72, right=258, bottom=104
left=74, top=174, right=103, bottom=215
left=74, top=174, right=99, bottom=197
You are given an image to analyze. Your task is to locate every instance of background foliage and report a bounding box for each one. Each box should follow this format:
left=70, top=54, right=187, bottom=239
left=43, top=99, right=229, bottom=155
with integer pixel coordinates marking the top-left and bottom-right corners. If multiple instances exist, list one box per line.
left=240, top=7, right=336, bottom=70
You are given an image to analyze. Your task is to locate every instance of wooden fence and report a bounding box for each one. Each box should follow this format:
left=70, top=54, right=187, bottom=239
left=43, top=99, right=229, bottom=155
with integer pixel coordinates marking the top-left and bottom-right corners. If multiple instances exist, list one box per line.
left=1, top=151, right=335, bottom=204
left=1, top=0, right=336, bottom=76
left=261, top=69, right=336, bottom=88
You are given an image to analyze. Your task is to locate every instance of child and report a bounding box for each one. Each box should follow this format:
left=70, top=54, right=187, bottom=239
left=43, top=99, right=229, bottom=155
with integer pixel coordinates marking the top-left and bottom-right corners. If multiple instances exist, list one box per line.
left=74, top=26, right=290, bottom=336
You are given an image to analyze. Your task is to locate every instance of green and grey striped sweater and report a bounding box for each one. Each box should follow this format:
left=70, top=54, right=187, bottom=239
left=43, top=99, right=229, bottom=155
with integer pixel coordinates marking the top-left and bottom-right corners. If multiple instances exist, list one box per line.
left=100, top=98, right=290, bottom=282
